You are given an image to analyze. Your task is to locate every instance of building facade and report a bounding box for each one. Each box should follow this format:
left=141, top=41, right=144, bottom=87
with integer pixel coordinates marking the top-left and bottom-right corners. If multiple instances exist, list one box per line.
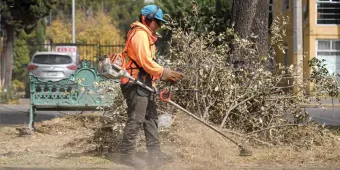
left=272, top=0, right=340, bottom=81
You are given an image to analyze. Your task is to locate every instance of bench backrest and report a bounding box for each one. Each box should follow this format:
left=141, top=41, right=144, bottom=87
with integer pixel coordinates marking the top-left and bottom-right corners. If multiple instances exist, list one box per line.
left=29, top=60, right=116, bottom=108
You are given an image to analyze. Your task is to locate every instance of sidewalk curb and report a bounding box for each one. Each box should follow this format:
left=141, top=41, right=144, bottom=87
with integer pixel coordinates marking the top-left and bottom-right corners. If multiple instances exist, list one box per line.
left=299, top=104, right=340, bottom=108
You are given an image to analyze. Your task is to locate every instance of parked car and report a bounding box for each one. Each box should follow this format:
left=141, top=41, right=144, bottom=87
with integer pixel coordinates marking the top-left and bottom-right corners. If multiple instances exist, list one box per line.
left=24, top=52, right=79, bottom=98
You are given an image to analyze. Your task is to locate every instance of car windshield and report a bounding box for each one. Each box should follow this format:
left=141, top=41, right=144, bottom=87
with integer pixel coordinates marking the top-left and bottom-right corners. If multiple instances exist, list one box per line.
left=32, top=54, right=72, bottom=65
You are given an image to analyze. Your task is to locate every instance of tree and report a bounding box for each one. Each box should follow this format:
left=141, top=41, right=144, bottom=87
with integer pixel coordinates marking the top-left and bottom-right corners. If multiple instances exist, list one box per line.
left=12, top=20, right=47, bottom=84
left=155, top=0, right=232, bottom=55
left=52, top=0, right=145, bottom=36
left=46, top=10, right=123, bottom=60
left=156, top=0, right=232, bottom=35
left=13, top=31, right=30, bottom=83
left=231, top=0, right=269, bottom=57
left=107, top=0, right=145, bottom=34
left=27, top=20, right=47, bottom=57
left=215, top=0, right=233, bottom=34
left=0, top=0, right=55, bottom=88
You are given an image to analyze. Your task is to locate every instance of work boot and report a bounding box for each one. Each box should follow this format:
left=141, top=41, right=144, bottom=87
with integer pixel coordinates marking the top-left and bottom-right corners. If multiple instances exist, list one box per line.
left=147, top=151, right=174, bottom=169
left=120, top=153, right=147, bottom=169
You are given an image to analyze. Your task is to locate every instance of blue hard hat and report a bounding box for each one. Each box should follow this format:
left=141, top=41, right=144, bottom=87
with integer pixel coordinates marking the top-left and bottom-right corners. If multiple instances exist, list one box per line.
left=141, top=5, right=166, bottom=22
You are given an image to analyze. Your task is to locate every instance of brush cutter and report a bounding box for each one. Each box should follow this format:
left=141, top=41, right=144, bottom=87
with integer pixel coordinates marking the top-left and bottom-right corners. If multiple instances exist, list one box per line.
left=100, top=58, right=252, bottom=156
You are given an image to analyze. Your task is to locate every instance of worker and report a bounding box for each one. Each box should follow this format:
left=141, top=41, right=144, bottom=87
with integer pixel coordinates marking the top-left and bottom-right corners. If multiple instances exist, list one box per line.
left=119, top=4, right=184, bottom=169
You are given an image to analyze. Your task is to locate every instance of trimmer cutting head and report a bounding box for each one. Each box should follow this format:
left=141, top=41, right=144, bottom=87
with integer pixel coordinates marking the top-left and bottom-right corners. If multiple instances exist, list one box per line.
left=239, top=147, right=252, bottom=156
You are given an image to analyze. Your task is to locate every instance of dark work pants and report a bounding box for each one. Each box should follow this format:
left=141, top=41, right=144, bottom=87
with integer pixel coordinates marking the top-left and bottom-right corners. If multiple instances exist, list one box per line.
left=120, top=84, right=160, bottom=154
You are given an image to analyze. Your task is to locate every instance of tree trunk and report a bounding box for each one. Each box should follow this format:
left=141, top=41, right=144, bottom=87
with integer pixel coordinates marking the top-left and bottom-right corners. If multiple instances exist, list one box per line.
left=230, top=0, right=269, bottom=59
left=4, top=25, right=14, bottom=89
left=231, top=0, right=259, bottom=39
left=1, top=29, right=8, bottom=89
left=251, top=0, right=269, bottom=56
left=0, top=33, right=5, bottom=90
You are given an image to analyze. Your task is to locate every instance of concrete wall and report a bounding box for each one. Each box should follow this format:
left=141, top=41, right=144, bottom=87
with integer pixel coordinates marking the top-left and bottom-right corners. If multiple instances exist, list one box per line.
left=273, top=0, right=340, bottom=92
left=272, top=0, right=294, bottom=66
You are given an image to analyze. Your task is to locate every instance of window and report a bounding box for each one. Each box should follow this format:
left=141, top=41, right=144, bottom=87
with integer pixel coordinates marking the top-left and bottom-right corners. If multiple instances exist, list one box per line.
left=283, top=0, right=289, bottom=11
left=317, top=0, right=340, bottom=24
left=33, top=55, right=73, bottom=65
left=317, top=40, right=340, bottom=76
left=269, top=0, right=273, bottom=28
left=317, top=40, right=340, bottom=55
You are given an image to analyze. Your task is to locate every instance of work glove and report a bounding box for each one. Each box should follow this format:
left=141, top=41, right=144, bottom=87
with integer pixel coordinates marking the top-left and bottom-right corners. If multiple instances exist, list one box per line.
left=161, top=68, right=184, bottom=83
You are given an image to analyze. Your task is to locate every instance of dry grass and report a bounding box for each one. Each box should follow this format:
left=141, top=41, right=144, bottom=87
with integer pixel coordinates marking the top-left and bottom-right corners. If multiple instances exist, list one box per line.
left=161, top=114, right=340, bottom=169
left=1, top=113, right=340, bottom=169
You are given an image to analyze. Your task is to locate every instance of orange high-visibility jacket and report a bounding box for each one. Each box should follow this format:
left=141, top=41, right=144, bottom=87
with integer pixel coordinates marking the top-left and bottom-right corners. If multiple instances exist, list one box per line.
left=120, top=21, right=164, bottom=86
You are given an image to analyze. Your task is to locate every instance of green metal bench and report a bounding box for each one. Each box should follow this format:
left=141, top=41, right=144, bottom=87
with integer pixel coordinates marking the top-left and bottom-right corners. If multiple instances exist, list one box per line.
left=29, top=60, right=115, bottom=129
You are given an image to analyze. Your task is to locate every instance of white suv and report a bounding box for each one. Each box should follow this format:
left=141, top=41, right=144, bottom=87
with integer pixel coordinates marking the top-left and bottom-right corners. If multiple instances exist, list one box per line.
left=27, top=52, right=78, bottom=82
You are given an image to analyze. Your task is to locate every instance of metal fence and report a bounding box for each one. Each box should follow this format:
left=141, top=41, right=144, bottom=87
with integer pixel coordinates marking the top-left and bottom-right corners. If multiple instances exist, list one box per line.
left=40, top=42, right=125, bottom=67
left=7, top=42, right=124, bottom=69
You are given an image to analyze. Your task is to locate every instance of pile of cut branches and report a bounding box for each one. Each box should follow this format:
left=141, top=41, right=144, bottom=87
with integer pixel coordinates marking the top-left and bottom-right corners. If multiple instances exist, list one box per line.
left=158, top=16, right=338, bottom=148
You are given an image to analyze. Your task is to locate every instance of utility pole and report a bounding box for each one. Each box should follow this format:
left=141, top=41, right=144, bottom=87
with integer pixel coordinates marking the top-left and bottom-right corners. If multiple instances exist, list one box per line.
left=49, top=10, right=52, bottom=52
left=72, top=0, right=76, bottom=44
left=293, top=0, right=303, bottom=94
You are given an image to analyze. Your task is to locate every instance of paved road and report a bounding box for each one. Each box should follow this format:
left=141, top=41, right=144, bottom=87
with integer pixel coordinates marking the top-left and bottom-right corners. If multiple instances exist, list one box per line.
left=0, top=104, right=60, bottom=126
left=1, top=99, right=340, bottom=126
left=307, top=107, right=340, bottom=126
left=0, top=98, right=86, bottom=126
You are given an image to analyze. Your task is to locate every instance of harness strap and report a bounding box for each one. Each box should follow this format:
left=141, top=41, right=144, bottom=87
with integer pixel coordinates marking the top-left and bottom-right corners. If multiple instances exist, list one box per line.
left=123, top=25, right=155, bottom=85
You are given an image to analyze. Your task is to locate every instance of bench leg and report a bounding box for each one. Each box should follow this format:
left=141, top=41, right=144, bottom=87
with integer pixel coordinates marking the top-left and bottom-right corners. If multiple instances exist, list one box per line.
left=28, top=105, right=36, bottom=130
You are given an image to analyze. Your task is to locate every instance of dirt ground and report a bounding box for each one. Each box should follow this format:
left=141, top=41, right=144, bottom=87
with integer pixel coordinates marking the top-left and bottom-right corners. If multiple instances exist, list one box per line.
left=1, top=113, right=340, bottom=170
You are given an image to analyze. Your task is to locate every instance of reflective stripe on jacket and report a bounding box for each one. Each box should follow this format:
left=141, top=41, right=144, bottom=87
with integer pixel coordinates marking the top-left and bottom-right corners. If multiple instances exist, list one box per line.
left=120, top=21, right=164, bottom=86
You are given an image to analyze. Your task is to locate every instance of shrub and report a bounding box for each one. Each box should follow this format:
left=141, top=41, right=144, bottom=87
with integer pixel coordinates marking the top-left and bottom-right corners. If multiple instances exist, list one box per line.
left=0, top=84, right=20, bottom=104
